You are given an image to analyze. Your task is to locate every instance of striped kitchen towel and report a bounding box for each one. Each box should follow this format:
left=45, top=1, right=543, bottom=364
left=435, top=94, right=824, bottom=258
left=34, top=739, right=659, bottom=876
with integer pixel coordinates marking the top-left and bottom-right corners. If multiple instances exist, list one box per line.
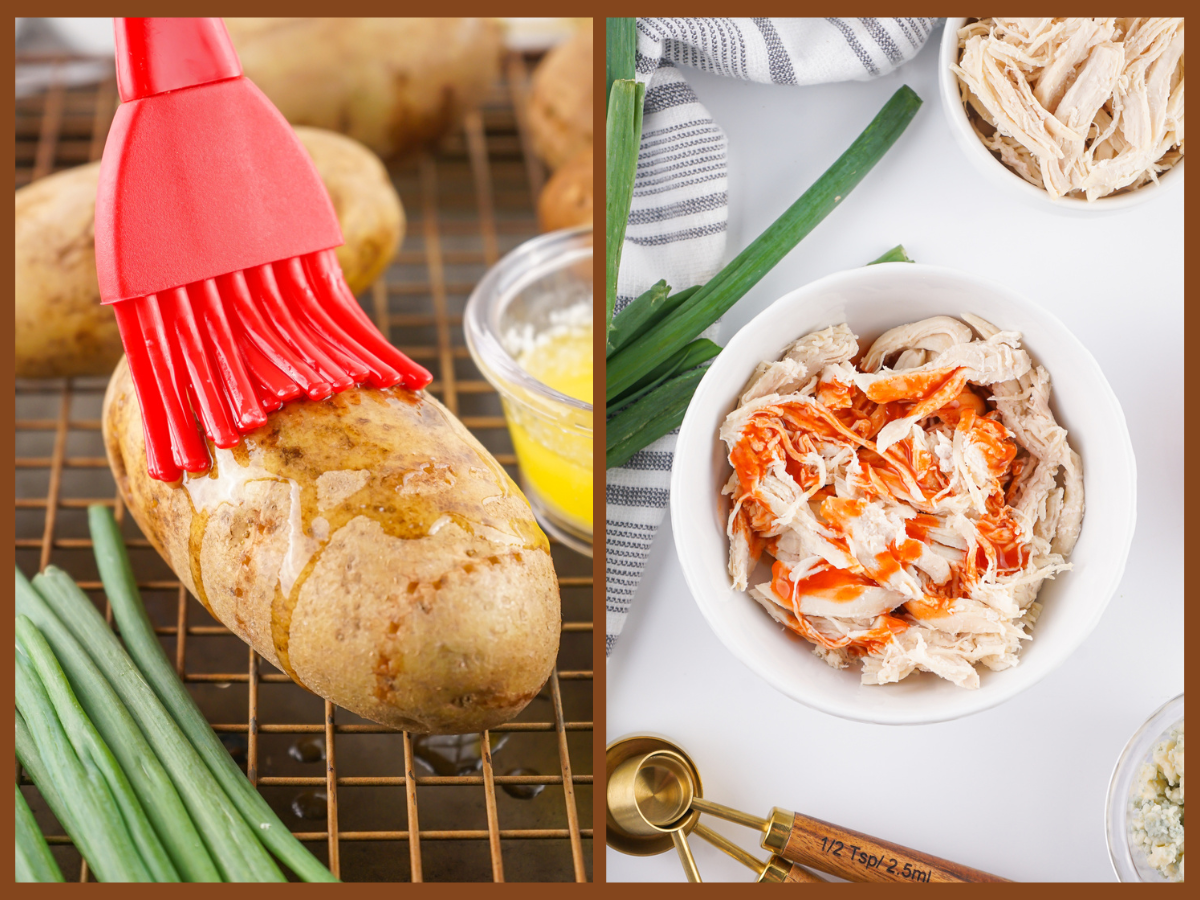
left=606, top=18, right=935, bottom=656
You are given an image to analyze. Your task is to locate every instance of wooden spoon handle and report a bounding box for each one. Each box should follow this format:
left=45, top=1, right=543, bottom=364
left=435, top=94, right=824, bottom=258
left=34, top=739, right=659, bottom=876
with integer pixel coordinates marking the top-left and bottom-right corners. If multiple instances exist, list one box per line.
left=764, top=809, right=1009, bottom=883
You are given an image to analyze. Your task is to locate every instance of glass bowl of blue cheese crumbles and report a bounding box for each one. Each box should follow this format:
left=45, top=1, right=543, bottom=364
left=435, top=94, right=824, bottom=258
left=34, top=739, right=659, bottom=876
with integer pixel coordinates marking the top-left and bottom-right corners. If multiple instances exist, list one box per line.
left=1106, top=694, right=1184, bottom=881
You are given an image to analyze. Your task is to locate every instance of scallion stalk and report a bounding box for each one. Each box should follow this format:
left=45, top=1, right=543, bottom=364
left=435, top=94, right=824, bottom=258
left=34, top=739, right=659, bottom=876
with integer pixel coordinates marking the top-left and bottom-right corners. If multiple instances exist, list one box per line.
left=13, top=568, right=220, bottom=881
left=609, top=338, right=721, bottom=410
left=15, top=712, right=67, bottom=849
left=607, top=282, right=704, bottom=360
left=16, top=647, right=152, bottom=882
left=606, top=17, right=637, bottom=110
left=17, top=616, right=179, bottom=882
left=611, top=285, right=700, bottom=360
left=868, top=244, right=913, bottom=265
left=606, top=279, right=669, bottom=357
left=606, top=366, right=711, bottom=469
left=604, top=245, right=916, bottom=467
left=15, top=782, right=63, bottom=883
left=606, top=78, right=646, bottom=340
left=87, top=505, right=337, bottom=883
left=28, top=569, right=283, bottom=882
left=606, top=85, right=922, bottom=402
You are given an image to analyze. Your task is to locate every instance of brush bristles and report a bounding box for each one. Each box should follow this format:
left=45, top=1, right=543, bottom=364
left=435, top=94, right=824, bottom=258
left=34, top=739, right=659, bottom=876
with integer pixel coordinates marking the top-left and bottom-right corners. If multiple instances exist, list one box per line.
left=114, top=249, right=432, bottom=482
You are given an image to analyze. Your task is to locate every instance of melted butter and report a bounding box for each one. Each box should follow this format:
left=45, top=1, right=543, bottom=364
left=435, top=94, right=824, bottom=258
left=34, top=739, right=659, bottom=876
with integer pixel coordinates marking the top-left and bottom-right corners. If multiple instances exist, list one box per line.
left=316, top=469, right=371, bottom=511
left=186, top=514, right=216, bottom=618
left=174, top=386, right=550, bottom=688
left=506, top=323, right=593, bottom=533
left=517, top=328, right=592, bottom=403
left=182, top=446, right=285, bottom=619
left=279, top=480, right=319, bottom=597
left=427, top=514, right=455, bottom=535
left=183, top=446, right=282, bottom=513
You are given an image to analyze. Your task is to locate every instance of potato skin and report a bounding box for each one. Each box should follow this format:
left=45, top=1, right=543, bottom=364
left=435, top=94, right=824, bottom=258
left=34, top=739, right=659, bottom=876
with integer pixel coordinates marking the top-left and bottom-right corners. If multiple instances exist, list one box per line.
left=103, top=359, right=561, bottom=734
left=15, top=127, right=402, bottom=379
left=14, top=163, right=120, bottom=379
left=224, top=18, right=503, bottom=158
left=528, top=26, right=593, bottom=169
left=538, top=147, right=593, bottom=232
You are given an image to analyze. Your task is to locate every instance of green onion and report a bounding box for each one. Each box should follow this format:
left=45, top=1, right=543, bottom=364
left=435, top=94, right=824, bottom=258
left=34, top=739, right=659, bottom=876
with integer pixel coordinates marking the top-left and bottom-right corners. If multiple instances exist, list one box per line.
left=15, top=714, right=60, bottom=815
left=15, top=782, right=63, bottom=883
left=609, top=338, right=721, bottom=410
left=606, top=77, right=646, bottom=340
left=611, top=285, right=700, bottom=360
left=606, top=17, right=637, bottom=110
left=29, top=569, right=283, bottom=882
left=607, top=282, right=704, bottom=360
left=14, top=569, right=219, bottom=881
left=607, top=279, right=669, bottom=357
left=868, top=244, right=913, bottom=265
left=87, top=506, right=337, bottom=883
left=17, top=616, right=179, bottom=882
left=606, top=85, right=923, bottom=402
left=606, top=366, right=711, bottom=469
left=16, top=712, right=68, bottom=852
left=604, top=244, right=916, bottom=467
left=16, top=645, right=152, bottom=882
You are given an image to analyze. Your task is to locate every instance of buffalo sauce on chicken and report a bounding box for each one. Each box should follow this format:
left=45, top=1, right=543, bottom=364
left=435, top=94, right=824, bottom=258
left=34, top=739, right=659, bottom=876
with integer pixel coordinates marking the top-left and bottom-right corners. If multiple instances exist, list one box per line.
left=770, top=560, right=877, bottom=604
left=729, top=363, right=1031, bottom=657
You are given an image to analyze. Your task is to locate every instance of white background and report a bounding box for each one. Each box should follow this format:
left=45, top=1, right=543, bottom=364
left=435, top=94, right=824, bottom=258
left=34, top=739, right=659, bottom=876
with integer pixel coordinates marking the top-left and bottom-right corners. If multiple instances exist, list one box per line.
left=606, top=21, right=1184, bottom=883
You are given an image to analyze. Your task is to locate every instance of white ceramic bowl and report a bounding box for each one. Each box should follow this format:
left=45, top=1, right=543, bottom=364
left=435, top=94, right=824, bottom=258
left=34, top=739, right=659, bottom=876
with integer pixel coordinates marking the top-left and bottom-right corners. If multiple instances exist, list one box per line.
left=1105, top=694, right=1184, bottom=882
left=670, top=263, right=1136, bottom=725
left=938, top=17, right=1183, bottom=214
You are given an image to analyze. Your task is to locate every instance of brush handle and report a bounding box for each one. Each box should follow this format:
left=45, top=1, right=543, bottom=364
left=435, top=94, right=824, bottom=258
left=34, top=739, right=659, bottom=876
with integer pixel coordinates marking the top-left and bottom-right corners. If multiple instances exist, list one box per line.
left=763, top=808, right=1009, bottom=883
left=114, top=17, right=241, bottom=102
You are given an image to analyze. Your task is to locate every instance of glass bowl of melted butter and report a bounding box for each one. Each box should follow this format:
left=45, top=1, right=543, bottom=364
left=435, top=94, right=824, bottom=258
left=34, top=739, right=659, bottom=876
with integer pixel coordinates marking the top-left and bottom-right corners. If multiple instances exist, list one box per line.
left=465, top=226, right=593, bottom=556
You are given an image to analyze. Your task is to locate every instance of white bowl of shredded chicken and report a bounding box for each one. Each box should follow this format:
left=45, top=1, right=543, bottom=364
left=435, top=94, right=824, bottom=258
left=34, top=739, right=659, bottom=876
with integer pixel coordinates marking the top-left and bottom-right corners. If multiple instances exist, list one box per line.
left=939, top=17, right=1184, bottom=210
left=671, top=263, right=1136, bottom=724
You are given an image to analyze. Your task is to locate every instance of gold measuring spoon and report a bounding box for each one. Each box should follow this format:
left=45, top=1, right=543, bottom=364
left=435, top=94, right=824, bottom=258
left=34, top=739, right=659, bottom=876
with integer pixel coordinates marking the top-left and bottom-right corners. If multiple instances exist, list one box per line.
left=607, top=744, right=703, bottom=881
left=692, top=823, right=827, bottom=883
left=607, top=734, right=1010, bottom=883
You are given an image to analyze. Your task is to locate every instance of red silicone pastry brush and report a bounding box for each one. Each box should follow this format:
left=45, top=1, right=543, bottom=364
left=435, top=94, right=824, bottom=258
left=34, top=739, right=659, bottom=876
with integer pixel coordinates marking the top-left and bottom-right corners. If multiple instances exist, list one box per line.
left=95, top=17, right=431, bottom=482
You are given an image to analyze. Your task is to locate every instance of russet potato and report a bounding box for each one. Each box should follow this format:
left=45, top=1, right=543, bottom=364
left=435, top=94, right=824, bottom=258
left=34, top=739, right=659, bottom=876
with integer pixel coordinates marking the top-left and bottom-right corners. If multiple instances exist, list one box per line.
left=16, top=127, right=402, bottom=379
left=224, top=18, right=503, bottom=159
left=538, top=146, right=593, bottom=232
left=103, top=359, right=561, bottom=734
left=528, top=26, right=593, bottom=170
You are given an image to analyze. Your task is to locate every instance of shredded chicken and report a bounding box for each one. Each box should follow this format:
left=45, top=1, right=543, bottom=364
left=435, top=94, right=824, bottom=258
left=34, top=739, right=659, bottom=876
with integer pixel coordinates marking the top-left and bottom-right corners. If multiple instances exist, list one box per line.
left=953, top=17, right=1184, bottom=200
left=721, top=316, right=1084, bottom=689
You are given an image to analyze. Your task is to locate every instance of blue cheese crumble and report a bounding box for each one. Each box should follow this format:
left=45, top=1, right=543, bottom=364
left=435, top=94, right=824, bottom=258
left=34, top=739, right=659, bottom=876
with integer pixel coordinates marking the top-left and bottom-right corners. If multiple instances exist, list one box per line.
left=1129, top=721, right=1184, bottom=881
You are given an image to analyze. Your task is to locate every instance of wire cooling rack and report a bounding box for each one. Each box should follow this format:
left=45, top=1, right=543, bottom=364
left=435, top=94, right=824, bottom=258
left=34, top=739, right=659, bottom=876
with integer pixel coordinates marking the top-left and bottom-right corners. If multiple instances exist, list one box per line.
left=14, top=48, right=593, bottom=883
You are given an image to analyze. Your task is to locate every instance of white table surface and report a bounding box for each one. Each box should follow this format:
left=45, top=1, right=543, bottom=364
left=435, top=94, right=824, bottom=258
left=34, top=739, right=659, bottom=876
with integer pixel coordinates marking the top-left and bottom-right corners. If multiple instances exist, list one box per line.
left=606, top=21, right=1184, bottom=883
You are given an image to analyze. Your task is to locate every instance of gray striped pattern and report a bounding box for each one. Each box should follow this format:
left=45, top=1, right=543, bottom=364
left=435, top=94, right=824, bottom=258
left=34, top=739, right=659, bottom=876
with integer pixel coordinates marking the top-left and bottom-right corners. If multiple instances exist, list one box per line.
left=752, top=18, right=797, bottom=85
left=606, top=18, right=935, bottom=656
left=825, top=17, right=879, bottom=77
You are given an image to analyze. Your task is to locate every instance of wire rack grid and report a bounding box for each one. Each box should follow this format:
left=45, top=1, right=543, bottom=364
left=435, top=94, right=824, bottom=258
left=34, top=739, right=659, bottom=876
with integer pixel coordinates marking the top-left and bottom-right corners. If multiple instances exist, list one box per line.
left=15, top=48, right=593, bottom=883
